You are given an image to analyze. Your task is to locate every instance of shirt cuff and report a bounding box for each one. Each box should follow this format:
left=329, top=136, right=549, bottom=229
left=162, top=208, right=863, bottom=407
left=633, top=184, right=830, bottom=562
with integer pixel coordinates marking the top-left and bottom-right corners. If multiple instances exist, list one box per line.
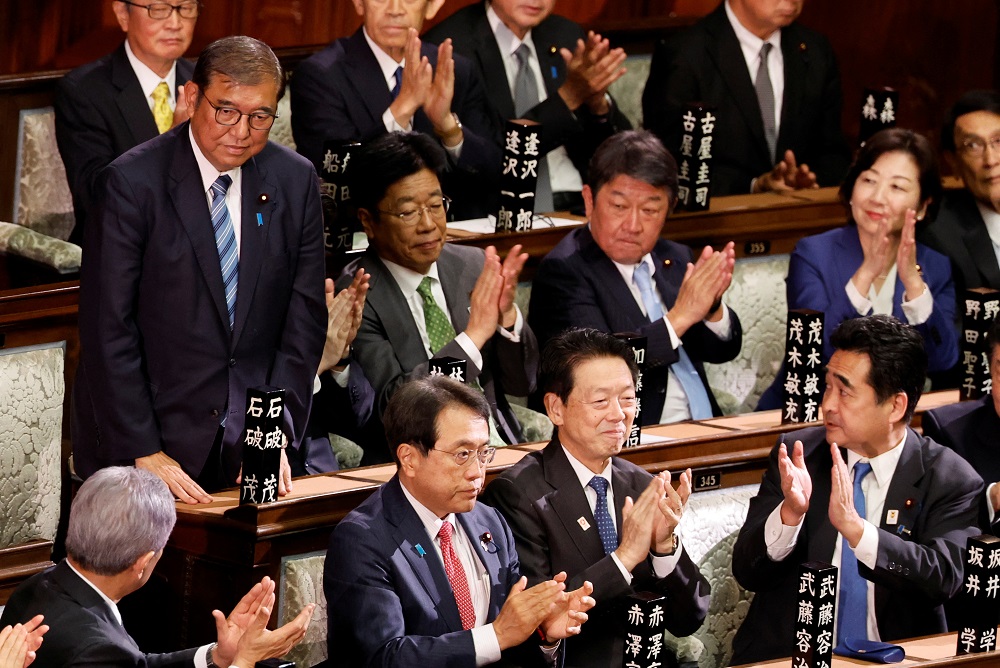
left=382, top=107, right=411, bottom=133
left=454, top=332, right=485, bottom=372
left=332, top=365, right=351, bottom=388
left=662, top=315, right=682, bottom=349
left=443, top=138, right=464, bottom=160
left=194, top=644, right=212, bottom=668
left=765, top=502, right=804, bottom=561
left=473, top=624, right=502, bottom=666
left=540, top=639, right=562, bottom=664
left=610, top=551, right=634, bottom=585
left=988, top=483, right=997, bottom=525
left=496, top=305, right=524, bottom=342
left=852, top=520, right=879, bottom=570
left=845, top=279, right=874, bottom=315
left=900, top=284, right=932, bottom=325
left=651, top=538, right=683, bottom=578
left=313, top=373, right=322, bottom=395
left=703, top=303, right=733, bottom=340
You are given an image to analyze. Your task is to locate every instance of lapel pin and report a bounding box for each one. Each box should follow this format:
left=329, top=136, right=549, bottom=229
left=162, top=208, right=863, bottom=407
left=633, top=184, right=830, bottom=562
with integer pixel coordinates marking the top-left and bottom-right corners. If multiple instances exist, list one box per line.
left=886, top=509, right=899, bottom=525
left=905, top=498, right=915, bottom=508
left=577, top=517, right=591, bottom=531
left=258, top=193, right=269, bottom=204
left=897, top=525, right=911, bottom=536
left=415, top=543, right=426, bottom=557
left=663, top=259, right=672, bottom=268
left=799, top=42, right=807, bottom=51
left=256, top=212, right=264, bottom=227
left=479, top=532, right=497, bottom=554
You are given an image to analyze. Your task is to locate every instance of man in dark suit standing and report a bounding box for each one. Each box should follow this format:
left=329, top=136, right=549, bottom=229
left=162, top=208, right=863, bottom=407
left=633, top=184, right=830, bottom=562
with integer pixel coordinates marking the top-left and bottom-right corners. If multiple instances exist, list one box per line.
left=424, top=0, right=630, bottom=212
left=55, top=0, right=199, bottom=244
left=339, top=132, right=539, bottom=463
left=290, top=0, right=500, bottom=219
left=731, top=315, right=983, bottom=663
left=922, top=314, right=1000, bottom=531
left=481, top=329, right=711, bottom=667
left=530, top=130, right=741, bottom=425
left=325, top=376, right=594, bottom=666
left=72, top=36, right=327, bottom=503
left=642, top=0, right=849, bottom=196
left=919, top=90, right=1000, bottom=299
left=0, top=466, right=314, bottom=667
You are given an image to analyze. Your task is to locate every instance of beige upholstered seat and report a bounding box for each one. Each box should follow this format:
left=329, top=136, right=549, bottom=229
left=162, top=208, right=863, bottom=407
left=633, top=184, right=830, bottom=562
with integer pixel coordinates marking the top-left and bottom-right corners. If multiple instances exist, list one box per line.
left=0, top=221, right=81, bottom=273
left=608, top=54, right=651, bottom=129
left=14, top=108, right=76, bottom=241
left=278, top=552, right=328, bottom=668
left=271, top=82, right=296, bottom=150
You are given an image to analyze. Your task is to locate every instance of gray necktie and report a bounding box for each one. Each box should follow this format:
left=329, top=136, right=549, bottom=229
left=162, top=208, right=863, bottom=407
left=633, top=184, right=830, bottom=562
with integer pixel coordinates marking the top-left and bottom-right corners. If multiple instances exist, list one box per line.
left=512, top=43, right=553, bottom=212
left=755, top=42, right=777, bottom=162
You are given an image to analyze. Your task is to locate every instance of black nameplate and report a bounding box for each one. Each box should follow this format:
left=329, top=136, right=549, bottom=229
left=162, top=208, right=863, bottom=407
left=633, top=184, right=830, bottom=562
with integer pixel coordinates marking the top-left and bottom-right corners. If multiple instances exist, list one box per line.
left=497, top=120, right=541, bottom=232
left=793, top=562, right=838, bottom=668
left=743, top=240, right=771, bottom=256
left=622, top=592, right=669, bottom=667
left=240, top=386, right=285, bottom=505
left=956, top=534, right=1000, bottom=654
left=429, top=356, right=468, bottom=384
left=959, top=289, right=999, bottom=400
left=781, top=310, right=824, bottom=425
left=693, top=469, right=722, bottom=492
left=615, top=333, right=647, bottom=448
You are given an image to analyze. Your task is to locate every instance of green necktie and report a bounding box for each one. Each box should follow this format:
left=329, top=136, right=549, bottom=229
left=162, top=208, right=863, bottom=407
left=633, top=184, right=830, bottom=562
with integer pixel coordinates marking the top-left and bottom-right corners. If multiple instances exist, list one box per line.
left=417, top=276, right=457, bottom=354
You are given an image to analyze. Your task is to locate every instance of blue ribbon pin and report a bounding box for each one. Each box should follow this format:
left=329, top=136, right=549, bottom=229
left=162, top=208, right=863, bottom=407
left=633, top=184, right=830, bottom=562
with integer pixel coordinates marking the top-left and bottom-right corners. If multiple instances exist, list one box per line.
left=256, top=212, right=264, bottom=227
left=415, top=543, right=426, bottom=557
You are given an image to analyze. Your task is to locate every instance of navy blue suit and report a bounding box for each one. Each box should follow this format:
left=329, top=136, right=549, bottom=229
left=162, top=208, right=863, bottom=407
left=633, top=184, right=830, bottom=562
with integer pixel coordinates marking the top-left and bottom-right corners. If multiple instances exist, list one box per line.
left=54, top=43, right=194, bottom=244
left=290, top=29, right=502, bottom=219
left=72, top=126, right=327, bottom=485
left=732, top=426, right=983, bottom=664
left=529, top=226, right=742, bottom=424
left=324, top=475, right=537, bottom=666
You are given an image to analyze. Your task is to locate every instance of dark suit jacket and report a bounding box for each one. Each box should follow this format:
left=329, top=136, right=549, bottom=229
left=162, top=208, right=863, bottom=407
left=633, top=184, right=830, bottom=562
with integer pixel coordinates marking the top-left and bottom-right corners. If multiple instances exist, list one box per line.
left=922, top=395, right=1000, bottom=532
left=642, top=4, right=849, bottom=196
left=529, top=226, right=742, bottom=424
left=731, top=426, right=983, bottom=664
left=0, top=561, right=197, bottom=667
left=72, top=126, right=327, bottom=485
left=325, top=475, right=538, bottom=667
left=300, top=361, right=376, bottom=474
left=918, top=189, right=1000, bottom=297
left=339, top=244, right=539, bottom=462
left=424, top=3, right=630, bottom=180
left=481, top=439, right=711, bottom=667
left=290, top=29, right=501, bottom=219
left=54, top=43, right=194, bottom=244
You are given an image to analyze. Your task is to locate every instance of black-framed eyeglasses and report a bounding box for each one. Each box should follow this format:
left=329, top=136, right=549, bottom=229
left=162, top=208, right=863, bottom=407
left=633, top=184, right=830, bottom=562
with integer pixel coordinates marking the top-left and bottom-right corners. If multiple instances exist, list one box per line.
left=378, top=196, right=451, bottom=226
left=203, top=96, right=278, bottom=131
left=430, top=446, right=496, bottom=467
left=120, top=0, right=201, bottom=19
left=960, top=135, right=1000, bottom=158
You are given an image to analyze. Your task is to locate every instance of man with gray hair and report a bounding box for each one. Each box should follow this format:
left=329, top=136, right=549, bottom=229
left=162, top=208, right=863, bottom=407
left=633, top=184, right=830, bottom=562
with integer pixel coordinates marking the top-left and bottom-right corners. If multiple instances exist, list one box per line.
left=72, top=36, right=327, bottom=503
left=0, top=467, right=314, bottom=667
left=529, top=129, right=742, bottom=425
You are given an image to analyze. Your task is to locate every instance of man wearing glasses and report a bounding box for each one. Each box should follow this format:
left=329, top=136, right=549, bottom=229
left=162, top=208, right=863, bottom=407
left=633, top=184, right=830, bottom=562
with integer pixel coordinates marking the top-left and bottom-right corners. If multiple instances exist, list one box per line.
left=325, top=374, right=595, bottom=666
left=73, top=37, right=326, bottom=505
left=55, top=0, right=200, bottom=244
left=334, top=131, right=538, bottom=464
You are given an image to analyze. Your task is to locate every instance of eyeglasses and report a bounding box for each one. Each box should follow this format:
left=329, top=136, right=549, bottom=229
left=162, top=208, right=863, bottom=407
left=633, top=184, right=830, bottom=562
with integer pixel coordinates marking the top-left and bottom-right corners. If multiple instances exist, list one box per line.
left=378, top=196, right=451, bottom=226
left=430, top=446, right=496, bottom=467
left=203, top=96, right=278, bottom=131
left=120, top=0, right=200, bottom=19
left=959, top=135, right=1000, bottom=158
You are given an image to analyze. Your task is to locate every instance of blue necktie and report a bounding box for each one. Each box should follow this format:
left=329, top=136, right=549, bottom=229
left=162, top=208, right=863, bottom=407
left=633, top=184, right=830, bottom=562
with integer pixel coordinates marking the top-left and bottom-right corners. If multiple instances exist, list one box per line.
left=837, top=461, right=873, bottom=647
left=588, top=476, right=618, bottom=555
left=210, top=175, right=238, bottom=329
left=390, top=66, right=403, bottom=101
left=632, top=262, right=713, bottom=419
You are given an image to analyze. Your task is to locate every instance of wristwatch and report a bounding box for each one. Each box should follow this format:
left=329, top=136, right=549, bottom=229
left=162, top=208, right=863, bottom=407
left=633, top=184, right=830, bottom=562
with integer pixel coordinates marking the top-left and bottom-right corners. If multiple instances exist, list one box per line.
left=206, top=643, right=220, bottom=668
left=437, top=113, right=464, bottom=145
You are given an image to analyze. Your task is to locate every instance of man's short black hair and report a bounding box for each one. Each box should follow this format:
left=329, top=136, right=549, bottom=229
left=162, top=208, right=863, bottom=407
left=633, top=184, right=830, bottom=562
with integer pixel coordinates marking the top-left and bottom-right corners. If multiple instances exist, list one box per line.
left=942, top=90, right=1000, bottom=152
left=540, top=328, right=639, bottom=403
left=383, top=376, right=491, bottom=464
left=192, top=36, right=285, bottom=101
left=586, top=130, right=679, bottom=208
left=352, top=132, right=449, bottom=216
left=830, top=315, right=927, bottom=424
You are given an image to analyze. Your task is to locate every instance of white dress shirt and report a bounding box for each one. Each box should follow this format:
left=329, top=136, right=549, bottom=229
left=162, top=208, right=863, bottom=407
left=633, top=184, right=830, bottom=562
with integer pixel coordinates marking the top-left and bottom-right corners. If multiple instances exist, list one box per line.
left=485, top=3, right=583, bottom=195
left=610, top=252, right=733, bottom=423
left=724, top=0, right=784, bottom=139
left=764, top=433, right=907, bottom=643
left=844, top=266, right=933, bottom=325
left=124, top=40, right=178, bottom=113
left=189, top=126, right=243, bottom=254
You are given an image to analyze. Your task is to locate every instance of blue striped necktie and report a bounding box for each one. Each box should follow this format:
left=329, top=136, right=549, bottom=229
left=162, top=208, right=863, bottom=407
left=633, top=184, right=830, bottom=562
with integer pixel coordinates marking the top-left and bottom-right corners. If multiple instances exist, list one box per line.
left=210, top=174, right=239, bottom=329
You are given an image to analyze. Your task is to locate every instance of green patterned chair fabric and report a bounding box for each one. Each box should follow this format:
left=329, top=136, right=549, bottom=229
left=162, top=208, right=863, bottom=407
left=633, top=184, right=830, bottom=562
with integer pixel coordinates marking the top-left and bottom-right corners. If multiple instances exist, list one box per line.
left=15, top=108, right=76, bottom=241
left=0, top=222, right=82, bottom=273
left=279, top=552, right=328, bottom=668
left=329, top=433, right=364, bottom=469
left=0, top=342, right=65, bottom=549
left=692, top=531, right=754, bottom=668
left=608, top=54, right=651, bottom=129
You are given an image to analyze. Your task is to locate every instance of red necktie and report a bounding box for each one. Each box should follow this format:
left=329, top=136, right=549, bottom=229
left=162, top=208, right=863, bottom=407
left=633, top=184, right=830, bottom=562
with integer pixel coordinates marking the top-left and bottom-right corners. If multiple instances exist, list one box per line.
left=438, top=520, right=476, bottom=631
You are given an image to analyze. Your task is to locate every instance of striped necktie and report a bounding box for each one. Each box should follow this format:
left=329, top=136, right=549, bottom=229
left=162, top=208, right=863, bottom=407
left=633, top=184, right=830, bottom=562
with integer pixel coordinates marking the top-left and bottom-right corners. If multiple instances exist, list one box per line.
left=210, top=175, right=239, bottom=329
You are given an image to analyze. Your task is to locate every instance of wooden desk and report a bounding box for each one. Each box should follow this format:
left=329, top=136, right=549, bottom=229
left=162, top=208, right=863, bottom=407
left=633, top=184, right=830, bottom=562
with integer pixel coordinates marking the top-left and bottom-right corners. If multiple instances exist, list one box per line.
left=737, top=633, right=1000, bottom=666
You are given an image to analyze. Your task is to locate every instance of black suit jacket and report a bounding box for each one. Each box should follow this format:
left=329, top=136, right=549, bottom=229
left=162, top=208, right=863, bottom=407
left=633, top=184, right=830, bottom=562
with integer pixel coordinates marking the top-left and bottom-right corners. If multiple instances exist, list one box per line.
left=731, top=426, right=984, bottom=664
left=290, top=29, right=501, bottom=219
left=529, top=226, right=742, bottom=424
left=481, top=439, right=711, bottom=667
left=0, top=561, right=197, bottom=667
left=642, top=4, right=849, bottom=196
left=918, top=189, right=1000, bottom=297
left=54, top=43, right=194, bottom=244
left=424, top=3, right=630, bottom=180
left=72, top=126, right=327, bottom=485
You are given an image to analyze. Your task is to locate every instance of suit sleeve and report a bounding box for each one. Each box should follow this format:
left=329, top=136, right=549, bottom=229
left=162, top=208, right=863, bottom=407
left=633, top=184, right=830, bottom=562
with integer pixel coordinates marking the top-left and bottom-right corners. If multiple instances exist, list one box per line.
left=805, top=39, right=851, bottom=188
left=915, top=248, right=959, bottom=373
left=486, top=321, right=539, bottom=397
left=266, top=173, right=327, bottom=453
left=77, top=164, right=163, bottom=461
left=324, top=519, right=477, bottom=667
left=69, top=638, right=197, bottom=667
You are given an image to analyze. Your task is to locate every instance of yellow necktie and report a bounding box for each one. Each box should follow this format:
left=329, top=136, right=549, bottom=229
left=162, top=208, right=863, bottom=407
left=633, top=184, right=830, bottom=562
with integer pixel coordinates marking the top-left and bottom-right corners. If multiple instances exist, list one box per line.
left=151, top=82, right=172, bottom=134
